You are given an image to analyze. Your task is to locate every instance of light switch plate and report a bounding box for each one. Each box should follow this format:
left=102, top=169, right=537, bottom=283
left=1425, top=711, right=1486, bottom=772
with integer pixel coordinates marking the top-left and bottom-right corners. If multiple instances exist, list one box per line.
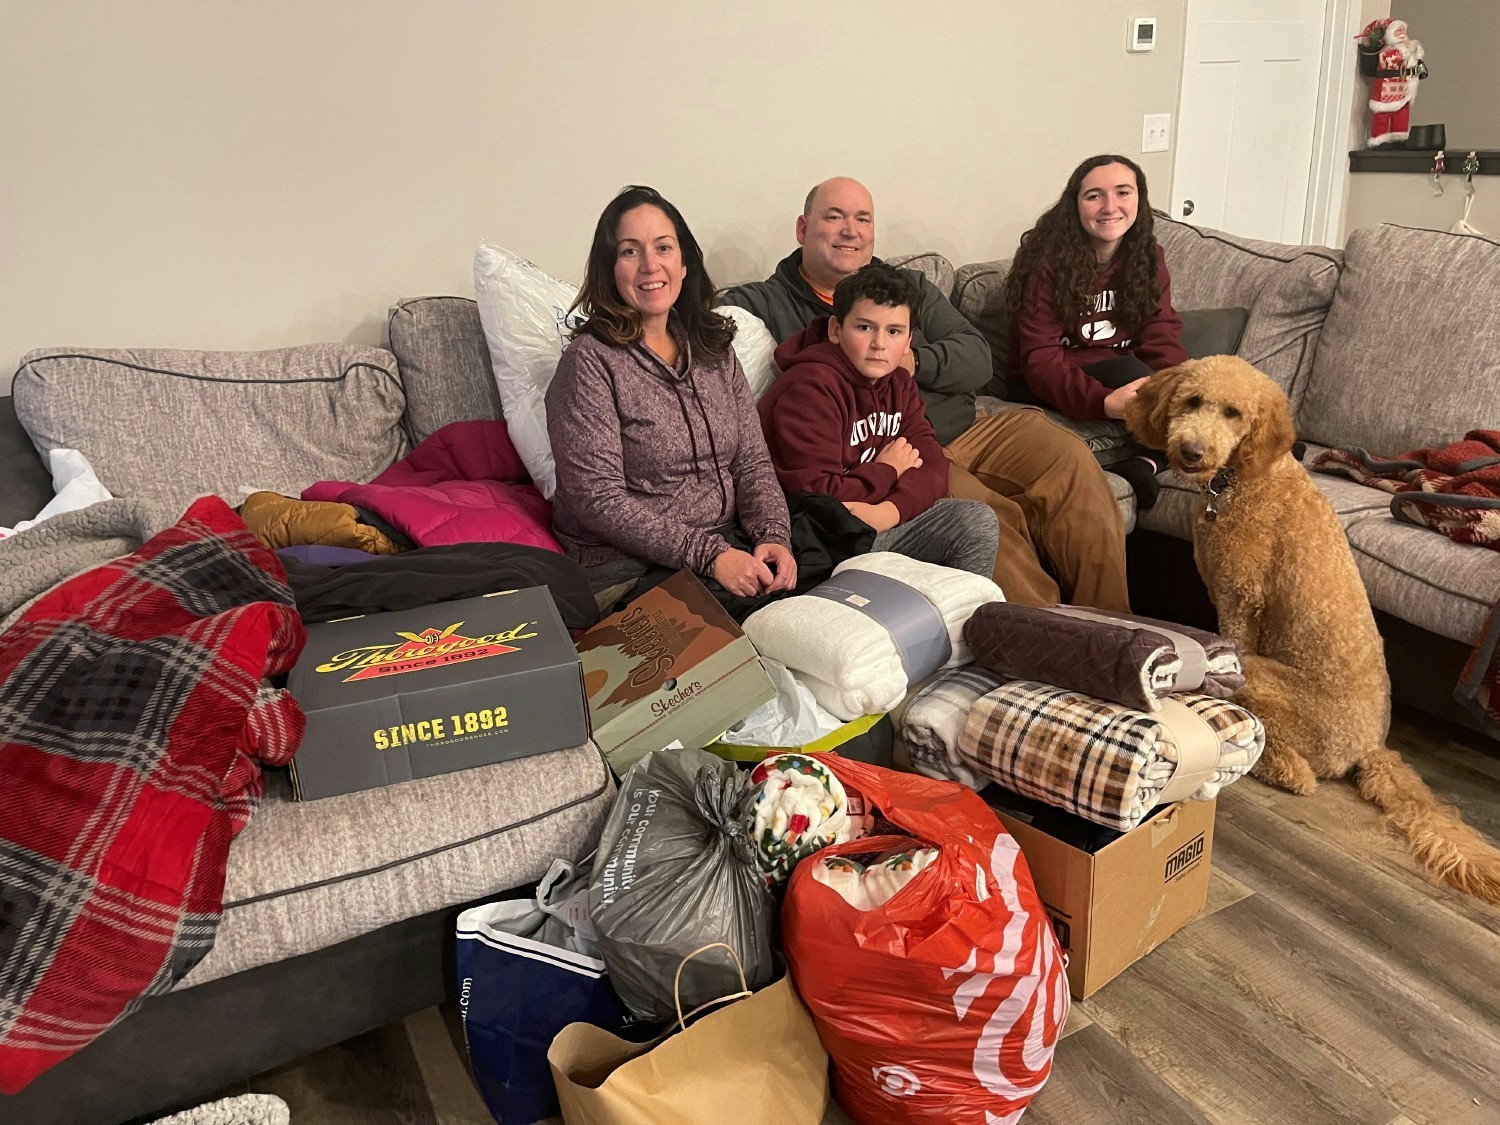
left=1142, top=113, right=1171, bottom=153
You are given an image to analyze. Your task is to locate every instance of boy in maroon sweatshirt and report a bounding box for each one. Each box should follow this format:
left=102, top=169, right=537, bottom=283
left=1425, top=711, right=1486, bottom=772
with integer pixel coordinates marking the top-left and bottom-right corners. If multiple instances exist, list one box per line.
left=758, top=264, right=999, bottom=577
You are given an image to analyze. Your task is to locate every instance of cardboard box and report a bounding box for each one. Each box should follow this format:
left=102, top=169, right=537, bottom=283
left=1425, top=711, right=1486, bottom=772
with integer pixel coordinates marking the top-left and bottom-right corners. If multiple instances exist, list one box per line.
left=577, top=570, right=776, bottom=774
left=991, top=797, right=1215, bottom=998
left=287, top=588, right=589, bottom=800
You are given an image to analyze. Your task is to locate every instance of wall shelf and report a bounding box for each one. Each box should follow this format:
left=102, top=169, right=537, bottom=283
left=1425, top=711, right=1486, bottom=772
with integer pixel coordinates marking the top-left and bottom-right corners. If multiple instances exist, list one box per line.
left=1349, top=149, right=1500, bottom=174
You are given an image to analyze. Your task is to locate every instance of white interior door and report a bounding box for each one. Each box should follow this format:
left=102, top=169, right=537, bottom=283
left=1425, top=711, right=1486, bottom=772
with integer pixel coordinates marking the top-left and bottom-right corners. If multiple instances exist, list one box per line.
left=1171, top=0, right=1328, bottom=242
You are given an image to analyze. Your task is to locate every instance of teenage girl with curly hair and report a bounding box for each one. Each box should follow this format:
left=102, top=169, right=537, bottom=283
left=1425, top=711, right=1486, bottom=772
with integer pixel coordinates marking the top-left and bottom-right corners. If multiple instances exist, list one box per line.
left=1005, top=154, right=1186, bottom=508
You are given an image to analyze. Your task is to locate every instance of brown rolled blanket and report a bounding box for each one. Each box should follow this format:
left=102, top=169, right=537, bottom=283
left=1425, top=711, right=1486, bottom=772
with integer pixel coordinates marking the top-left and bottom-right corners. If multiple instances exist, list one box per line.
left=962, top=603, right=1243, bottom=712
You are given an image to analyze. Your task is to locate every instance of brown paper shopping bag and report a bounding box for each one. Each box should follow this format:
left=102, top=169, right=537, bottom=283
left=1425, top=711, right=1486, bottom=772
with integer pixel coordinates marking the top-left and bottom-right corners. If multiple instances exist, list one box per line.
left=547, top=943, right=829, bottom=1125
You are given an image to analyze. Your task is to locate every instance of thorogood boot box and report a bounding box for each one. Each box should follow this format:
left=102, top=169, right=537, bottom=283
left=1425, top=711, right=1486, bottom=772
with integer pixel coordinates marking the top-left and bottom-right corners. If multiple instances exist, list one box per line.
left=287, top=588, right=589, bottom=800
left=577, top=570, right=776, bottom=774
left=988, top=793, right=1215, bottom=998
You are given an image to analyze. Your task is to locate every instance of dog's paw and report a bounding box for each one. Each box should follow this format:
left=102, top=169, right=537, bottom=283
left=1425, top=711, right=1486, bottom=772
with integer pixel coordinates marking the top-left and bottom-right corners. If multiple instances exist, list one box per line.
left=1252, top=754, right=1320, bottom=796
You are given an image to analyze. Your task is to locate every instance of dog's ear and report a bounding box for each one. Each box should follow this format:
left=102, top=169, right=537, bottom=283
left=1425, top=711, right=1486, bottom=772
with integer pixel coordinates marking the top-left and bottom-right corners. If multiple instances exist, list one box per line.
left=1125, top=365, right=1189, bottom=450
left=1233, top=381, right=1296, bottom=477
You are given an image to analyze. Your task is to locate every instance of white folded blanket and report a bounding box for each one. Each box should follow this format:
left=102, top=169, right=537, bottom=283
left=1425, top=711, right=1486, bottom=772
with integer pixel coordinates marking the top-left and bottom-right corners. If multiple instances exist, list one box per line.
left=742, top=553, right=1003, bottom=721
left=898, top=664, right=1007, bottom=790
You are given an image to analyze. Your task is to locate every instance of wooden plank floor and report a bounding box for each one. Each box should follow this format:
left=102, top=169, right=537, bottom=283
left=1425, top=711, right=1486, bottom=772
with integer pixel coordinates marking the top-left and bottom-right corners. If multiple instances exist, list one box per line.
left=234, top=706, right=1500, bottom=1125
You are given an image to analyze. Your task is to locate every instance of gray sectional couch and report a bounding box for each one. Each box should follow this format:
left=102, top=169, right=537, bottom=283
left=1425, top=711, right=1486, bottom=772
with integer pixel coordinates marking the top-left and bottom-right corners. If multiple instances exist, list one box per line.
left=0, top=316, right=614, bottom=1125
left=2, top=219, right=1495, bottom=1124
left=951, top=217, right=1500, bottom=728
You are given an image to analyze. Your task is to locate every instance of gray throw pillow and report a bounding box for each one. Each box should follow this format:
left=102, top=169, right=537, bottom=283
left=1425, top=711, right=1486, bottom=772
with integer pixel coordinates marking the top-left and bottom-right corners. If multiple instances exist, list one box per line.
left=1179, top=307, right=1250, bottom=360
left=0, top=396, right=52, bottom=528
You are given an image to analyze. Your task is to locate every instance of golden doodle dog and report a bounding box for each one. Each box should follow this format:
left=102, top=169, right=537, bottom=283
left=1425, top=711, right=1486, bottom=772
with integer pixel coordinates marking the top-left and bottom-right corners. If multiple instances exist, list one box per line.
left=1126, top=355, right=1500, bottom=905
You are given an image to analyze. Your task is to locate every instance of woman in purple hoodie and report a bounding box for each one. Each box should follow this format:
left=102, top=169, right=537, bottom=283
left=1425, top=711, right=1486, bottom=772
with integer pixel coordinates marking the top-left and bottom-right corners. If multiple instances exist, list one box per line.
left=546, top=186, right=797, bottom=609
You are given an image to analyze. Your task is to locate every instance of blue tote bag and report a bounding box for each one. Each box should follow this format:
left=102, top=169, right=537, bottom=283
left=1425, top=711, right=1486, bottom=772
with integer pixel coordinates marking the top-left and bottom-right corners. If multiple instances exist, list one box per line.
left=456, top=858, right=649, bottom=1123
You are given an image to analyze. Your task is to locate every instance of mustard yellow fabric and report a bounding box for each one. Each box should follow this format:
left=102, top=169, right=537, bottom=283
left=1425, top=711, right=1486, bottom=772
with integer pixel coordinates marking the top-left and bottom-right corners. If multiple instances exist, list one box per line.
left=240, top=491, right=402, bottom=555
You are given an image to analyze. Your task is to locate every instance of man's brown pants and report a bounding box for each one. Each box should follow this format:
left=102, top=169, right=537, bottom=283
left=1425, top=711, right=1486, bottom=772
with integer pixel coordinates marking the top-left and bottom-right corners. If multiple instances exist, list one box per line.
left=945, top=408, right=1131, bottom=612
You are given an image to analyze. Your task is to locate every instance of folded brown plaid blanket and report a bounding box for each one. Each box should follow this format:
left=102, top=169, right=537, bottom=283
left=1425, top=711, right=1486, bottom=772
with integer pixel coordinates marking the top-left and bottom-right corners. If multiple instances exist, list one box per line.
left=958, top=681, right=1264, bottom=831
left=0, top=496, right=306, bottom=1091
left=962, top=603, right=1244, bottom=712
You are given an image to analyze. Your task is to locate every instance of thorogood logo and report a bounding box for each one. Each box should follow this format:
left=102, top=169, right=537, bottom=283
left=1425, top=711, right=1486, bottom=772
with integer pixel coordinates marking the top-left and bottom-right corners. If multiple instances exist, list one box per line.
left=871, top=1065, right=922, bottom=1097
left=314, top=621, right=538, bottom=682
left=1164, top=832, right=1205, bottom=882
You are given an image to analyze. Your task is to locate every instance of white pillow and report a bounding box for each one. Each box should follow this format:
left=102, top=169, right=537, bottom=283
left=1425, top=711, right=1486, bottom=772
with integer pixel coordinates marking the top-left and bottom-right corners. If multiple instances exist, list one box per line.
left=473, top=243, right=581, bottom=500
left=473, top=245, right=785, bottom=499
left=714, top=305, right=781, bottom=399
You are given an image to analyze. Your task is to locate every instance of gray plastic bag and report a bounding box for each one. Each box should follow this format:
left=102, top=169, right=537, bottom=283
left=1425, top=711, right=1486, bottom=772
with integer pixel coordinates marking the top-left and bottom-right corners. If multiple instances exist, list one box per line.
left=589, top=748, right=776, bottom=1021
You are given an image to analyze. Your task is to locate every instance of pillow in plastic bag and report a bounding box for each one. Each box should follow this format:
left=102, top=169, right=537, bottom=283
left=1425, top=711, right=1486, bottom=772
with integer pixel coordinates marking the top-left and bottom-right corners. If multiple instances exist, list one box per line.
left=473, top=244, right=581, bottom=500
left=714, top=305, right=780, bottom=399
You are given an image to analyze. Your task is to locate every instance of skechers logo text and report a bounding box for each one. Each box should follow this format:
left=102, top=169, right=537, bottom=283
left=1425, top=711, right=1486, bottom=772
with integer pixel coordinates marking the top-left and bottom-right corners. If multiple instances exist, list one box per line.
left=651, top=681, right=703, bottom=716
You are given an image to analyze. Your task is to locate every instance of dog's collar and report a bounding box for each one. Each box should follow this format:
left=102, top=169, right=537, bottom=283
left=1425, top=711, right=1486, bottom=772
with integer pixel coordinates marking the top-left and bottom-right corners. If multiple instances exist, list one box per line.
left=1202, top=467, right=1236, bottom=523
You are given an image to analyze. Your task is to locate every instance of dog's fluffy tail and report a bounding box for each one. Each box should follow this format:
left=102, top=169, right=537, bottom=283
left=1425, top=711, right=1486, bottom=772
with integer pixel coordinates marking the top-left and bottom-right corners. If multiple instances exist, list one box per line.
left=1355, top=746, right=1500, bottom=905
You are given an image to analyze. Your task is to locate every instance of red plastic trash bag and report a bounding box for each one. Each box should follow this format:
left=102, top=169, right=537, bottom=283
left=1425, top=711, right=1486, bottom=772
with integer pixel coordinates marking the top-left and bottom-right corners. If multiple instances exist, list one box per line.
left=781, top=754, right=1067, bottom=1124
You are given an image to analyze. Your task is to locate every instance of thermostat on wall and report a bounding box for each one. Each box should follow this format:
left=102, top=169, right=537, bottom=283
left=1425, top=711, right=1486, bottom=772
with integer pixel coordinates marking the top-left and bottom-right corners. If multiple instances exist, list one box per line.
left=1129, top=17, right=1157, bottom=52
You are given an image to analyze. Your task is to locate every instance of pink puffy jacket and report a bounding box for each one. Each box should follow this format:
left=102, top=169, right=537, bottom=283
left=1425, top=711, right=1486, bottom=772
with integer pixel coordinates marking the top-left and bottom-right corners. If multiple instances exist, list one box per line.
left=303, top=420, right=560, bottom=554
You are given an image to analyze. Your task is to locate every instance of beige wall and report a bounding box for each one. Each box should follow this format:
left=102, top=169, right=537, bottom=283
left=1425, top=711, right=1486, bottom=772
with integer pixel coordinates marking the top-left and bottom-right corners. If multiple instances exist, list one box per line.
left=1391, top=0, right=1500, bottom=147
left=0, top=2, right=1186, bottom=393
left=1343, top=0, right=1500, bottom=241
left=1344, top=172, right=1500, bottom=236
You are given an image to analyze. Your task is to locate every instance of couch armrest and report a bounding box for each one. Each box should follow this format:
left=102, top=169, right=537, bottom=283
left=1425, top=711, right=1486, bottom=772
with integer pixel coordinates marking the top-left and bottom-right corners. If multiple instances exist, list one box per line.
left=0, top=396, right=52, bottom=528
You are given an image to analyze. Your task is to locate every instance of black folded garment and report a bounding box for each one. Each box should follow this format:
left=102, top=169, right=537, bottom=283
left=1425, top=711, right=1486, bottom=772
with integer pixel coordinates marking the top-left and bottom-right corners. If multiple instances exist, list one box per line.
left=282, top=541, right=599, bottom=631
left=1083, top=354, right=1155, bottom=390
left=981, top=783, right=1125, bottom=854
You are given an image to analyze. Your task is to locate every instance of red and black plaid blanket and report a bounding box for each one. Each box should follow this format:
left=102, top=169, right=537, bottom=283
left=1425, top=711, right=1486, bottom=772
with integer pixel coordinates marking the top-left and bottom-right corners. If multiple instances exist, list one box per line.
left=0, top=496, right=306, bottom=1092
left=1311, top=432, right=1500, bottom=734
left=1310, top=430, right=1500, bottom=549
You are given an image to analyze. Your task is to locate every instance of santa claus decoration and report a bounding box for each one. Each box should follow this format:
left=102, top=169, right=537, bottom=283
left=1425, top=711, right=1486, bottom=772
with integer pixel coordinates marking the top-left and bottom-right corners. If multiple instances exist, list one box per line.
left=1356, top=18, right=1428, bottom=148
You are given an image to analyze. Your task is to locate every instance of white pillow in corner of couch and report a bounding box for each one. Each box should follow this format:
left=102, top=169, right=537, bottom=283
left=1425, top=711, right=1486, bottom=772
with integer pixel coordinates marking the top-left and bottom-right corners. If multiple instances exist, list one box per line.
left=715, top=305, right=781, bottom=400
left=2, top=448, right=114, bottom=537
left=473, top=243, right=582, bottom=500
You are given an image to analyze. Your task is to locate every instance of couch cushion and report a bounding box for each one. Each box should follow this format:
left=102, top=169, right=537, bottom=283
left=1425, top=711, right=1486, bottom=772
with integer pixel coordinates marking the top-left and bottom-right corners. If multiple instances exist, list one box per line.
left=13, top=345, right=408, bottom=513
left=1137, top=443, right=1394, bottom=540
left=0, top=396, right=51, bottom=529
left=1136, top=462, right=1395, bottom=539
left=388, top=297, right=502, bottom=444
left=177, top=741, right=613, bottom=989
left=954, top=260, right=1014, bottom=400
left=1345, top=515, right=1500, bottom=644
left=1297, top=225, right=1500, bottom=454
left=1044, top=411, right=1134, bottom=467
left=1154, top=215, right=1341, bottom=410
left=1179, top=306, right=1250, bottom=359
left=1107, top=467, right=1136, bottom=534
left=888, top=251, right=957, bottom=301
